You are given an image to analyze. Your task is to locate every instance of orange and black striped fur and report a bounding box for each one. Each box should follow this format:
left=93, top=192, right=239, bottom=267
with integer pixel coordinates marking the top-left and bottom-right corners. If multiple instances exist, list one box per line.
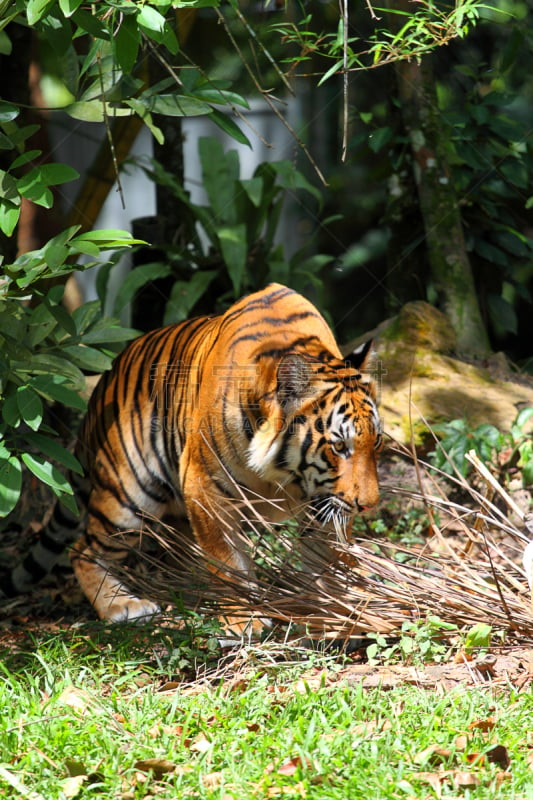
left=2, top=284, right=381, bottom=631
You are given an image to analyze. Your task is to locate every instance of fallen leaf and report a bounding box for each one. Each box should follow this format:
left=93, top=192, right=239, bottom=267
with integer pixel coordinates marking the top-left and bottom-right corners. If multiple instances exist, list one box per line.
left=57, top=686, right=93, bottom=714
left=61, top=775, right=87, bottom=798
left=202, top=771, right=223, bottom=788
left=468, top=717, right=496, bottom=732
left=486, top=744, right=510, bottom=770
left=267, top=782, right=307, bottom=797
left=174, top=765, right=194, bottom=776
left=134, top=758, right=176, bottom=779
left=414, top=744, right=453, bottom=766
left=351, top=719, right=393, bottom=738
left=495, top=771, right=512, bottom=785
left=189, top=733, right=213, bottom=754
left=148, top=723, right=185, bottom=739
left=270, top=756, right=311, bottom=777
left=411, top=771, right=444, bottom=797
left=246, top=722, right=260, bottom=733
left=158, top=681, right=181, bottom=692
left=452, top=770, right=480, bottom=788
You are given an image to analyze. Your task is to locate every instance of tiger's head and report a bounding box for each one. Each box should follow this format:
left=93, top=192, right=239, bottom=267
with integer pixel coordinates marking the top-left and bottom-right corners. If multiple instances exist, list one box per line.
left=247, top=341, right=382, bottom=537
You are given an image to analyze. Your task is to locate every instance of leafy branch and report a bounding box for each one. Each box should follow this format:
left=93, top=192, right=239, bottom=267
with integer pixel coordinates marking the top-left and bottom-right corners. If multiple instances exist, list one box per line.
left=270, top=0, right=488, bottom=81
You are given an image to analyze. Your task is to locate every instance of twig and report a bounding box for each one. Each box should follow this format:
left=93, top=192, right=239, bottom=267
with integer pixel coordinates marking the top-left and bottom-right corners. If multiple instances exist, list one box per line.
left=465, top=450, right=525, bottom=521
left=96, top=51, right=125, bottom=210
left=341, top=0, right=349, bottom=162
left=215, top=8, right=328, bottom=187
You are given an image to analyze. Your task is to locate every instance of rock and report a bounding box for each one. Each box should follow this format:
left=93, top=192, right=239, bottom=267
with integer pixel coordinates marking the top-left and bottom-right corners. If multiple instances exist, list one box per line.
left=345, top=301, right=533, bottom=444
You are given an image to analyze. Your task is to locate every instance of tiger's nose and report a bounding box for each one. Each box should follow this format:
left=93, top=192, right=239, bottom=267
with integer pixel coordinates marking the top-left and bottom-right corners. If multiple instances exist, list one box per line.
left=357, top=502, right=378, bottom=513
left=356, top=489, right=380, bottom=513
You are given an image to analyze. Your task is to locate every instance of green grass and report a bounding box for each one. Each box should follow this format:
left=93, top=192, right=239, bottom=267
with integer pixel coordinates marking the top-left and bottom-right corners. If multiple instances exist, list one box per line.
left=1, top=624, right=532, bottom=799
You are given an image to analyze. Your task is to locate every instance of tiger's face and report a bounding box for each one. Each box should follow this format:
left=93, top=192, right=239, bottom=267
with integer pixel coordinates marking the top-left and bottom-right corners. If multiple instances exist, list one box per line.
left=247, top=348, right=382, bottom=536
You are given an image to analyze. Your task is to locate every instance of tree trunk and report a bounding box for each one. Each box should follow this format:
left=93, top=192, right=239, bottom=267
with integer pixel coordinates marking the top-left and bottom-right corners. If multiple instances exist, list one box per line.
left=392, top=47, right=491, bottom=355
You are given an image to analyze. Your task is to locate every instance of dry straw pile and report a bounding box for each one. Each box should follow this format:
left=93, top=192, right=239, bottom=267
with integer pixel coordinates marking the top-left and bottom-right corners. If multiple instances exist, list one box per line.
left=125, top=448, right=533, bottom=641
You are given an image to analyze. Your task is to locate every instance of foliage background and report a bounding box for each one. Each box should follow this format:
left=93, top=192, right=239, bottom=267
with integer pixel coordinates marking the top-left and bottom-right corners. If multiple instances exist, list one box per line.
left=1, top=0, right=532, bottom=519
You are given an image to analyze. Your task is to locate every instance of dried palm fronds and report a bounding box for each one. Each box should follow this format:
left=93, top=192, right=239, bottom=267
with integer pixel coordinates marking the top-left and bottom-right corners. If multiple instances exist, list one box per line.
left=108, top=445, right=533, bottom=640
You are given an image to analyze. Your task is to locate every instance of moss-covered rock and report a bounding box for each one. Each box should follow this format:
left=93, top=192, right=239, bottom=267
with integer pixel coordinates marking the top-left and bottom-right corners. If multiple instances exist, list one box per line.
left=345, top=301, right=533, bottom=444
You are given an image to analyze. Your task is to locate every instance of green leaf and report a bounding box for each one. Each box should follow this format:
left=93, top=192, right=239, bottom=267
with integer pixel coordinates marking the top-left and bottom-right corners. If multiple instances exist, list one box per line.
left=58, top=0, right=84, bottom=16
left=0, top=196, right=21, bottom=237
left=17, top=354, right=85, bottom=390
left=17, top=182, right=53, bottom=209
left=21, top=452, right=73, bottom=496
left=28, top=303, right=57, bottom=346
left=0, top=31, right=11, bottom=56
left=23, top=432, right=83, bottom=475
left=16, top=386, right=43, bottom=432
left=317, top=59, right=343, bottom=87
left=369, top=126, right=393, bottom=154
left=45, top=303, right=76, bottom=338
left=0, top=169, right=21, bottom=236
left=199, top=137, right=240, bottom=223
left=126, top=99, right=164, bottom=145
left=164, top=270, right=217, bottom=324
left=239, top=178, right=264, bottom=208
left=208, top=107, right=251, bottom=147
left=29, top=375, right=86, bottom=412
left=72, top=8, right=110, bottom=40
left=137, top=4, right=166, bottom=34
left=192, top=88, right=249, bottom=109
left=137, top=5, right=179, bottom=53
left=26, top=0, right=55, bottom=25
left=464, top=623, right=492, bottom=653
left=36, top=163, right=80, bottom=186
left=0, top=455, right=22, bottom=517
left=72, top=301, right=102, bottom=335
left=43, top=243, right=69, bottom=269
left=487, top=294, right=517, bottom=335
left=64, top=101, right=106, bottom=122
left=268, top=161, right=322, bottom=204
left=137, top=93, right=212, bottom=117
left=515, top=407, right=533, bottom=431
left=0, top=101, right=19, bottom=123
left=2, top=393, right=21, bottom=428
left=217, top=224, right=247, bottom=296
left=61, top=345, right=113, bottom=373
left=73, top=230, right=142, bottom=246
left=114, top=13, right=140, bottom=73
left=113, top=262, right=173, bottom=313
left=520, top=443, right=533, bottom=486
left=11, top=149, right=42, bottom=170
left=17, top=163, right=79, bottom=208
left=80, top=323, right=138, bottom=345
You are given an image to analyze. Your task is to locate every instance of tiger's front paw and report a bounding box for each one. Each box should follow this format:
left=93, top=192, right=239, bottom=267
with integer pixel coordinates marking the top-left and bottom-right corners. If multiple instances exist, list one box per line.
left=99, top=596, right=161, bottom=624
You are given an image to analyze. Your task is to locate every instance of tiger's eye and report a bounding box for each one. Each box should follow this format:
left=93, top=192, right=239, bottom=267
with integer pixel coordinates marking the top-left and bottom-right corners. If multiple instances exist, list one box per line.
left=332, top=440, right=348, bottom=454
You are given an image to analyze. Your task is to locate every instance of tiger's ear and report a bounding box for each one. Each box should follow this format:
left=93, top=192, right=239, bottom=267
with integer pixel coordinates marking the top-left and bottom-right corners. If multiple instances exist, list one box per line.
left=344, top=339, right=375, bottom=373
left=277, top=354, right=311, bottom=409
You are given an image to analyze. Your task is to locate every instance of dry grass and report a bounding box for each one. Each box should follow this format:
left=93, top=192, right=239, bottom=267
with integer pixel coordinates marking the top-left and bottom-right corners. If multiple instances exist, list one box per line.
left=116, top=445, right=533, bottom=641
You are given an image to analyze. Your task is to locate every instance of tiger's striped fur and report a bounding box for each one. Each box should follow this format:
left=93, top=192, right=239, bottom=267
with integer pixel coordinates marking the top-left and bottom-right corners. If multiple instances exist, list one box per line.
left=2, top=284, right=382, bottom=632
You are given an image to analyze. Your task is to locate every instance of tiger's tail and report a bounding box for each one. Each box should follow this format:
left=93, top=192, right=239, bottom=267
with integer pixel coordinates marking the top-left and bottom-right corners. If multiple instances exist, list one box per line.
left=0, top=472, right=88, bottom=598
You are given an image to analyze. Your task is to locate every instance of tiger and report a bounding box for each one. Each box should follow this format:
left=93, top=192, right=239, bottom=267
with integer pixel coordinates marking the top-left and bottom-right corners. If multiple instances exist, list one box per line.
left=1, top=283, right=382, bottom=634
